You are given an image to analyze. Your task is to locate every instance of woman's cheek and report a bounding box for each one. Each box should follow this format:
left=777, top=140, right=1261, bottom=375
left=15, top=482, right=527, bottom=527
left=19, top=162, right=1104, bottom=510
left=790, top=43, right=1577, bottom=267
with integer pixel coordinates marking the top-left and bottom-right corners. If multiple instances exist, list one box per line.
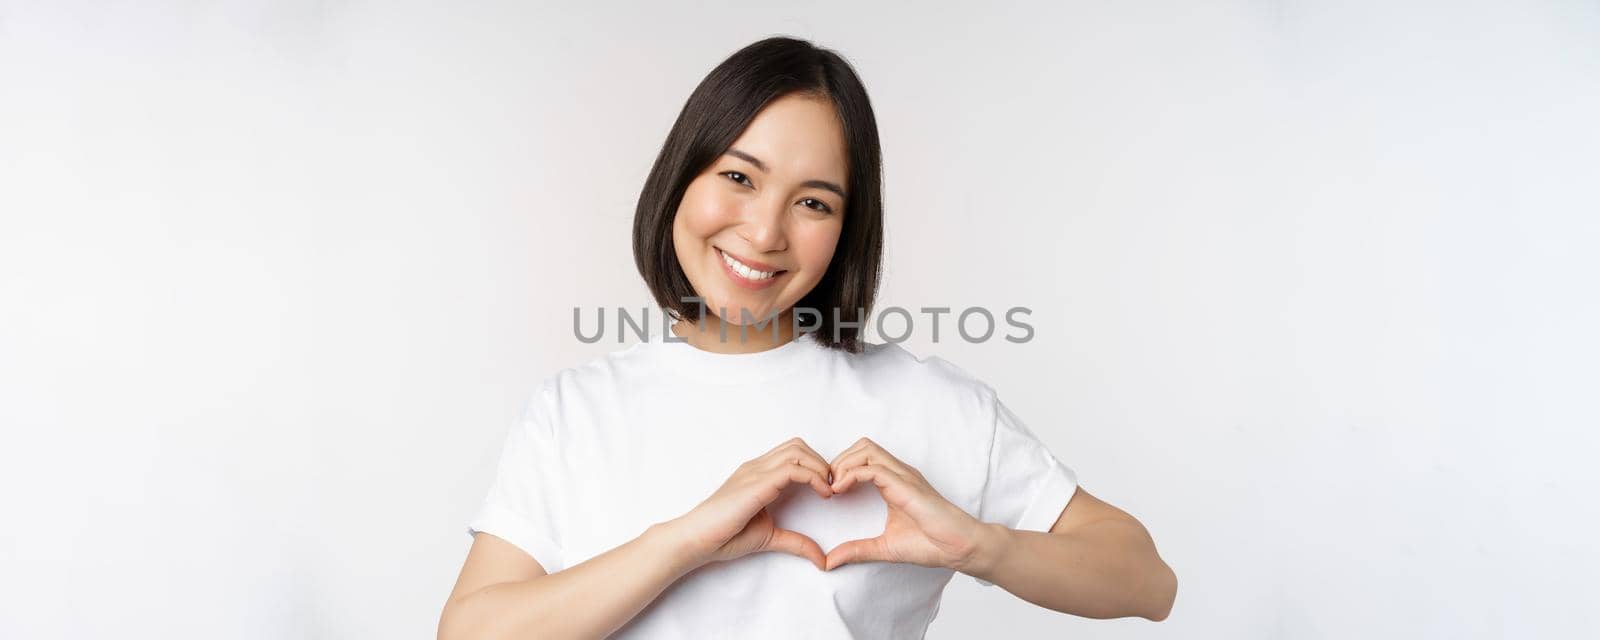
left=676, top=183, right=740, bottom=237
left=794, top=225, right=843, bottom=278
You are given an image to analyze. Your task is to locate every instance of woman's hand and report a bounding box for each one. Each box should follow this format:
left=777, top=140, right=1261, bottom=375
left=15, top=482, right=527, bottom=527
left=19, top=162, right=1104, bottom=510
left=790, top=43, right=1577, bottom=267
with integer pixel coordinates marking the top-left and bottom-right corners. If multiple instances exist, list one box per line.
left=665, top=437, right=837, bottom=571
left=824, top=437, right=986, bottom=572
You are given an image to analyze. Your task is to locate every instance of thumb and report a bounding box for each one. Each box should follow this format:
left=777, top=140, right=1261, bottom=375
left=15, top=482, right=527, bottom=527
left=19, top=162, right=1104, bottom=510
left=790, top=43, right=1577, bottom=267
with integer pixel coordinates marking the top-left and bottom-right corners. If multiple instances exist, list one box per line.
left=825, top=537, right=887, bottom=571
left=764, top=528, right=827, bottom=571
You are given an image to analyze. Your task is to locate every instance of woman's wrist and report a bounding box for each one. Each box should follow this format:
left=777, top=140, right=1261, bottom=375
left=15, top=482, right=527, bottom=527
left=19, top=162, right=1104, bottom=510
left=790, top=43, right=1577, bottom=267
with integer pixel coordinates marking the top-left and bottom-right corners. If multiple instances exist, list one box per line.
left=952, top=521, right=1014, bottom=580
left=644, top=518, right=712, bottom=574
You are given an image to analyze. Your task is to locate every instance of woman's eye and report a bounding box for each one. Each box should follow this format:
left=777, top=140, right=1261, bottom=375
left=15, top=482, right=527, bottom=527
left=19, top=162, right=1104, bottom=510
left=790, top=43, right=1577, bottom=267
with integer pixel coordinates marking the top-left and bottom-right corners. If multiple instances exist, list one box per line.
left=800, top=198, right=833, bottom=214
left=718, top=171, right=831, bottom=213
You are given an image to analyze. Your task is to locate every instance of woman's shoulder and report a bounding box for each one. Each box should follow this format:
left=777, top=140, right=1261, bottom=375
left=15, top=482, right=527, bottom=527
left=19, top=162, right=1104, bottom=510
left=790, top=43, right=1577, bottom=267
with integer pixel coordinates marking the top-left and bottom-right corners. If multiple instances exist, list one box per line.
left=522, top=339, right=658, bottom=411
left=846, top=339, right=1000, bottom=406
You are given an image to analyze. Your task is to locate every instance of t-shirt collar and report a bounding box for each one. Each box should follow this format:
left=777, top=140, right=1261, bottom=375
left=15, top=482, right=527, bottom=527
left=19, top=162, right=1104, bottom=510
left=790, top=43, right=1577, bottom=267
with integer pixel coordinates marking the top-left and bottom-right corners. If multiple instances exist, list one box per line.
left=647, top=322, right=822, bottom=384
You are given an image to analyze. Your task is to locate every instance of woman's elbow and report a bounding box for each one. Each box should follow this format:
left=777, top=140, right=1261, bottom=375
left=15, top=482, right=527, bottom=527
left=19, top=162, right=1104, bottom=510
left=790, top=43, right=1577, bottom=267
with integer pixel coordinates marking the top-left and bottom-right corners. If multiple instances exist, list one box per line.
left=1143, top=563, right=1177, bottom=622
left=438, top=594, right=490, bottom=640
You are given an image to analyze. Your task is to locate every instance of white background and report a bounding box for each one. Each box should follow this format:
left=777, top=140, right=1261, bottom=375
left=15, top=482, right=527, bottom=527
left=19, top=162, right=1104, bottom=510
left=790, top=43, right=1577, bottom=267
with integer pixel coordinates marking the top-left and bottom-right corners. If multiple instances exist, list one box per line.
left=3, top=1, right=1597, bottom=637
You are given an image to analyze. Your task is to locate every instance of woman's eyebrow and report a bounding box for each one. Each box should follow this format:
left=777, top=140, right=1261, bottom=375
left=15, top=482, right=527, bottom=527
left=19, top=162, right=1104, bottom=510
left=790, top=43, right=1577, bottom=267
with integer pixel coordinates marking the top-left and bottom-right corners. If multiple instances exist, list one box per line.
left=724, top=148, right=848, bottom=200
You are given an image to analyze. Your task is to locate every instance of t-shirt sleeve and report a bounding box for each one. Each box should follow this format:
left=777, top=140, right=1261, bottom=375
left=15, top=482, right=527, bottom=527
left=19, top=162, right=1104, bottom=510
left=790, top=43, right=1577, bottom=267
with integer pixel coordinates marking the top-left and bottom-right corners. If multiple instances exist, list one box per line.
left=466, top=387, right=567, bottom=573
left=971, top=391, right=1079, bottom=586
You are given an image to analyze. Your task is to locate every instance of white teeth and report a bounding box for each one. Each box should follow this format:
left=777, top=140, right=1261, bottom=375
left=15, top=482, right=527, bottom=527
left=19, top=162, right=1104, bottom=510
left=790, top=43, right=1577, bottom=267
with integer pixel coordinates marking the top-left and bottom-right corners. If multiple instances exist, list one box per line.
left=720, top=249, right=776, bottom=280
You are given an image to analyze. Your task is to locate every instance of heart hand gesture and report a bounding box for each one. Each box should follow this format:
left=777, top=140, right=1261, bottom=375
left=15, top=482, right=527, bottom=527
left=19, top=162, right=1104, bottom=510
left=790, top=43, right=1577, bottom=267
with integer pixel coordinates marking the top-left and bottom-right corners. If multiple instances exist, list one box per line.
left=824, top=437, right=985, bottom=572
left=670, top=437, right=837, bottom=571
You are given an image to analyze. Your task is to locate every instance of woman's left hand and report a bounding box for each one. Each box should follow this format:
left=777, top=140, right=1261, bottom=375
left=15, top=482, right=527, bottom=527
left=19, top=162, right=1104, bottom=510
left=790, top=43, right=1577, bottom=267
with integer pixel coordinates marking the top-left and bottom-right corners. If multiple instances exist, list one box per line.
left=824, top=437, right=987, bottom=572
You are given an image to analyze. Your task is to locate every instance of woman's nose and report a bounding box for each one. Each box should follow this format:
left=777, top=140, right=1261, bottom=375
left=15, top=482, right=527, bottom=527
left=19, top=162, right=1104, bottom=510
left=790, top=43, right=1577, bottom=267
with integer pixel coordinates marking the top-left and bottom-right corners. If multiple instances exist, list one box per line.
left=738, top=197, right=788, bottom=252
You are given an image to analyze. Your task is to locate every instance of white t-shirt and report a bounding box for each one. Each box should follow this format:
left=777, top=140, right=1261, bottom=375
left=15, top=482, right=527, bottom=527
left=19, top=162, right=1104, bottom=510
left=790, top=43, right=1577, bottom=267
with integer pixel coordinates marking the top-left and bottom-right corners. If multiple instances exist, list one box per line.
left=466, top=326, right=1079, bottom=639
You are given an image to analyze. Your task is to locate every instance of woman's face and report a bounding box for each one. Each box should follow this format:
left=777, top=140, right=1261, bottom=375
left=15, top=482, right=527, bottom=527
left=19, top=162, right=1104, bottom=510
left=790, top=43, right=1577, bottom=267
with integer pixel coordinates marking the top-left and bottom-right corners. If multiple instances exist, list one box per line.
left=672, top=92, right=849, bottom=327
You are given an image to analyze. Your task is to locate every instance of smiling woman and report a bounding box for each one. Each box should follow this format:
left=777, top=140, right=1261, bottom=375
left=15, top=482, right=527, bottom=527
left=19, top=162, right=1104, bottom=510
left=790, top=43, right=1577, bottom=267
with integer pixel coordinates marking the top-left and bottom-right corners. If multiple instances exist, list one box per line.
left=439, top=36, right=1176, bottom=640
left=673, top=95, right=848, bottom=310
left=633, top=41, right=883, bottom=355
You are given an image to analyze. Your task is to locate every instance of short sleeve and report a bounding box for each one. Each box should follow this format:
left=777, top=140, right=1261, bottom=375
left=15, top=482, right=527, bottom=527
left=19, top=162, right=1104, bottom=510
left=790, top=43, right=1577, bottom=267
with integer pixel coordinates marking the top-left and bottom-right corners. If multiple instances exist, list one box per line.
left=971, top=392, right=1079, bottom=586
left=466, top=388, right=567, bottom=573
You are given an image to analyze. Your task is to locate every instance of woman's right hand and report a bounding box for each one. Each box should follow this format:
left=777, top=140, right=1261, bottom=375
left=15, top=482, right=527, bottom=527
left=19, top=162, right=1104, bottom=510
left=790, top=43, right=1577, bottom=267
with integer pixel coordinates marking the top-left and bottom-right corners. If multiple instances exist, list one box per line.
left=663, top=437, right=837, bottom=571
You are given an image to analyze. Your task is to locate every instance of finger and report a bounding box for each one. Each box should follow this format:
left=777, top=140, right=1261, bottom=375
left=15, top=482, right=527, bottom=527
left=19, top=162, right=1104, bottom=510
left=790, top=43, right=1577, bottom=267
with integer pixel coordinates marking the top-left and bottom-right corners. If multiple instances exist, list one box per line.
left=828, top=438, right=870, bottom=469
left=830, top=448, right=877, bottom=479
left=789, top=438, right=838, bottom=483
left=825, top=536, right=887, bottom=571
left=765, top=439, right=834, bottom=484
left=831, top=463, right=906, bottom=496
left=760, top=436, right=803, bottom=457
left=860, top=438, right=920, bottom=477
left=832, top=437, right=906, bottom=471
left=779, top=462, right=836, bottom=499
left=832, top=446, right=920, bottom=486
left=766, top=527, right=827, bottom=571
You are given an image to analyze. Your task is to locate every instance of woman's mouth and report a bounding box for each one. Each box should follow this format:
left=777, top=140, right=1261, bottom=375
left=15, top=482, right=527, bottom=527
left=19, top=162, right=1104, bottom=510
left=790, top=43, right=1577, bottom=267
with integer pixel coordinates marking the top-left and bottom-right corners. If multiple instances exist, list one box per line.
left=716, top=247, right=787, bottom=290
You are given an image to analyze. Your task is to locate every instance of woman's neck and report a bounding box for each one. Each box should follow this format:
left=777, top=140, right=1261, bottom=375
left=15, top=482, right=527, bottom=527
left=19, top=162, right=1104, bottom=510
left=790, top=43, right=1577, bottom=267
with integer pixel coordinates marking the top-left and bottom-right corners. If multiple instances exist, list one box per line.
left=671, top=309, right=797, bottom=354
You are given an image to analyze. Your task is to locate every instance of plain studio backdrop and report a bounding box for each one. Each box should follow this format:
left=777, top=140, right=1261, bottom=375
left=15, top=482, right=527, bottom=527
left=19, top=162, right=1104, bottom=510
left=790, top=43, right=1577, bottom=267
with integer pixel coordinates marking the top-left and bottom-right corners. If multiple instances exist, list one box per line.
left=2, top=1, right=1597, bottom=637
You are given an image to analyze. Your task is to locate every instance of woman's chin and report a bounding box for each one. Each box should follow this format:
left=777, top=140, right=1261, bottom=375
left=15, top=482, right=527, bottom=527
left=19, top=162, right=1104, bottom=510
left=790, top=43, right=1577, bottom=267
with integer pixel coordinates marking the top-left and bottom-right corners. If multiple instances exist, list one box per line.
left=702, top=300, right=784, bottom=327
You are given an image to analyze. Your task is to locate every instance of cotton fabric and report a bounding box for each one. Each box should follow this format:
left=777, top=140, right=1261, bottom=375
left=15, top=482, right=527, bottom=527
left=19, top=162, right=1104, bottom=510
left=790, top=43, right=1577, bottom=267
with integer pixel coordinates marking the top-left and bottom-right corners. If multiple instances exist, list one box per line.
left=467, top=326, right=1078, bottom=638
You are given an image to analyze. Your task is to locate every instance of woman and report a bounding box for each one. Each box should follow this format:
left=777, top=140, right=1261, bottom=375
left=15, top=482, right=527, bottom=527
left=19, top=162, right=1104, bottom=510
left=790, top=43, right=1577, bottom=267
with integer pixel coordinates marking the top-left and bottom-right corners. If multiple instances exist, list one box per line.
left=438, top=36, right=1176, bottom=639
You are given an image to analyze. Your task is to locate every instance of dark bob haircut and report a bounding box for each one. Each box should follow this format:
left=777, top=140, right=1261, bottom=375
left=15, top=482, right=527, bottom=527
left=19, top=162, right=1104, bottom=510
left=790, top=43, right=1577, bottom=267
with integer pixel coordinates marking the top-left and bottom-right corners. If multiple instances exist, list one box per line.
left=632, top=35, right=884, bottom=353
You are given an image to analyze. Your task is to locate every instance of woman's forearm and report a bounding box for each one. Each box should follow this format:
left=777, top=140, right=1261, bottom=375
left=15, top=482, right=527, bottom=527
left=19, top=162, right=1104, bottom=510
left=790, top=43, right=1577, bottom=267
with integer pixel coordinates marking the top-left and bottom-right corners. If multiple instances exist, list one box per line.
left=439, top=521, right=702, bottom=640
left=961, top=518, right=1177, bottom=621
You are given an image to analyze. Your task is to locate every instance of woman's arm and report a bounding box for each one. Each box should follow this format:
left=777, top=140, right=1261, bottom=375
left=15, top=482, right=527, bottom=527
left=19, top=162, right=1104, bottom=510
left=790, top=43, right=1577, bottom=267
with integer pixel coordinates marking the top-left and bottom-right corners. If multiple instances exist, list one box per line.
left=822, top=438, right=1176, bottom=621
left=439, top=437, right=840, bottom=640
left=958, top=487, right=1177, bottom=621
left=438, top=521, right=702, bottom=640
